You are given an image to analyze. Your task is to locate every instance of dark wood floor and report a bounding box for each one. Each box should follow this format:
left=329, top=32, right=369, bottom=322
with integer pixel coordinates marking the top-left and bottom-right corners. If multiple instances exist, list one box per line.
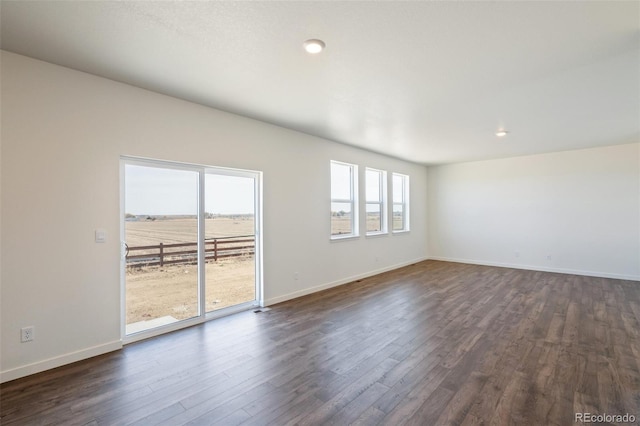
left=2, top=260, right=639, bottom=425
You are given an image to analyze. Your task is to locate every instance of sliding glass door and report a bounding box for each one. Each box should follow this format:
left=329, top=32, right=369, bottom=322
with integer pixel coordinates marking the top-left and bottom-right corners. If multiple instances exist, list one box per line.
left=123, top=164, right=200, bottom=334
left=204, top=172, right=256, bottom=313
left=121, top=158, right=261, bottom=340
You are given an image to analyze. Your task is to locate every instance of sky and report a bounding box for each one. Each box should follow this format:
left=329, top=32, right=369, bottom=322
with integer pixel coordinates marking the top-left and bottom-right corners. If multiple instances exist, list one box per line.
left=125, top=164, right=255, bottom=215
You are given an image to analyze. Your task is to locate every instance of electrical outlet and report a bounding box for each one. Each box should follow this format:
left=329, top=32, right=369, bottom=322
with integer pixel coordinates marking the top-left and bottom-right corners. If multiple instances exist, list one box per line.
left=547, top=255, right=552, bottom=261
left=514, top=251, right=520, bottom=258
left=21, top=326, right=34, bottom=343
left=293, top=272, right=299, bottom=281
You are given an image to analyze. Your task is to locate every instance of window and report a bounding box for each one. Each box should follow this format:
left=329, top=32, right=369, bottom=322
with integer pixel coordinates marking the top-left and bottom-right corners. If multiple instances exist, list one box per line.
left=392, top=173, right=410, bottom=232
left=330, top=161, right=358, bottom=238
left=365, top=168, right=387, bottom=235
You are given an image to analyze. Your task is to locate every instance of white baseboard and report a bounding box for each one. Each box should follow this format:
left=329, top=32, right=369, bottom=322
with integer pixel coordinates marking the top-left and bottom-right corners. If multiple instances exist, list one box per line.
left=264, top=256, right=429, bottom=306
left=0, top=340, right=123, bottom=384
left=427, top=256, right=640, bottom=282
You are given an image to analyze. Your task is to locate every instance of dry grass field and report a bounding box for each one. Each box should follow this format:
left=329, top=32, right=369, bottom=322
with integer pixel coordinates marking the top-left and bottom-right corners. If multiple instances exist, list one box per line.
left=331, top=213, right=404, bottom=235
left=125, top=217, right=255, bottom=246
left=125, top=217, right=255, bottom=327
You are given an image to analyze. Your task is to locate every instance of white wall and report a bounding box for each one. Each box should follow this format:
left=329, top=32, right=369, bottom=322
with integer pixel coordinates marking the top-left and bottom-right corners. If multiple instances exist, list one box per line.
left=427, top=143, right=640, bottom=280
left=0, top=51, right=428, bottom=382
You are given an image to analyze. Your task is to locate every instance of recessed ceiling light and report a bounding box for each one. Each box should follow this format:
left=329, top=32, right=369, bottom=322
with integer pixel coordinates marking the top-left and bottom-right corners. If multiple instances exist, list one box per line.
left=303, top=39, right=325, bottom=54
left=495, top=129, right=509, bottom=137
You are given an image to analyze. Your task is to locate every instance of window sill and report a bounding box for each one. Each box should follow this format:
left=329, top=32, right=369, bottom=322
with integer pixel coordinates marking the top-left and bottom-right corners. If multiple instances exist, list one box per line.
left=392, top=230, right=410, bottom=235
left=330, top=234, right=360, bottom=242
left=365, top=231, right=389, bottom=238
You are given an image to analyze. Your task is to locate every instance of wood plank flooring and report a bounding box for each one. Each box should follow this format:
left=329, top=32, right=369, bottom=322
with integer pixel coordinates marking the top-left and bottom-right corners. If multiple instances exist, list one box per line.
left=2, top=260, right=639, bottom=425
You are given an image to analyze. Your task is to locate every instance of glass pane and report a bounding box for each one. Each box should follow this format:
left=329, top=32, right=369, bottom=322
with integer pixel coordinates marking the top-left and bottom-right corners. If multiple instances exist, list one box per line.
left=125, top=164, right=199, bottom=335
left=331, top=162, right=352, bottom=200
left=331, top=202, right=352, bottom=235
left=393, top=174, right=404, bottom=203
left=366, top=203, right=382, bottom=233
left=366, top=169, right=381, bottom=202
left=205, top=174, right=256, bottom=312
left=393, top=204, right=404, bottom=231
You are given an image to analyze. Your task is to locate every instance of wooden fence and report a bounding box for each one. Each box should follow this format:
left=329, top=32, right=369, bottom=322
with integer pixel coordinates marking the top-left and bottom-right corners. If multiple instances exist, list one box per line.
left=125, top=235, right=255, bottom=268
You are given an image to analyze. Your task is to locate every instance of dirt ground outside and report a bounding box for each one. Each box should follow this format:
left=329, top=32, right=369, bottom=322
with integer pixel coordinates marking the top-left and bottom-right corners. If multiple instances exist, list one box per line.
left=125, top=217, right=255, bottom=326
left=126, top=257, right=255, bottom=324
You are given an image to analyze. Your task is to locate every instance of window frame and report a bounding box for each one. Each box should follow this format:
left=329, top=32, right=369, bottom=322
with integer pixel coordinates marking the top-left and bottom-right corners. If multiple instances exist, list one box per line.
left=391, top=172, right=410, bottom=233
left=365, top=167, right=388, bottom=236
left=330, top=160, right=359, bottom=240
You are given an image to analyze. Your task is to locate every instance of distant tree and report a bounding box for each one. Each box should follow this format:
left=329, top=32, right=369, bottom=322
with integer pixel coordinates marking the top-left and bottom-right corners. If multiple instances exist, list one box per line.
left=125, top=213, right=136, bottom=219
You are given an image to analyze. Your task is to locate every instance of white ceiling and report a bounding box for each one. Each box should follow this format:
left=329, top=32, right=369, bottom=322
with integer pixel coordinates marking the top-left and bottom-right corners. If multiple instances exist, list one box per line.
left=1, top=1, right=638, bottom=165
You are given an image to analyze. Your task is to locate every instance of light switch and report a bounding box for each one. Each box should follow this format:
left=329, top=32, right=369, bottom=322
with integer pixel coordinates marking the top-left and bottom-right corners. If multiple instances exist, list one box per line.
left=95, top=229, right=107, bottom=243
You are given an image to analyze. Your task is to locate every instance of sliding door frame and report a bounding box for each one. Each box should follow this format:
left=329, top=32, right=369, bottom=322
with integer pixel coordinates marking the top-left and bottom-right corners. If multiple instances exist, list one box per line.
left=119, top=156, right=263, bottom=344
